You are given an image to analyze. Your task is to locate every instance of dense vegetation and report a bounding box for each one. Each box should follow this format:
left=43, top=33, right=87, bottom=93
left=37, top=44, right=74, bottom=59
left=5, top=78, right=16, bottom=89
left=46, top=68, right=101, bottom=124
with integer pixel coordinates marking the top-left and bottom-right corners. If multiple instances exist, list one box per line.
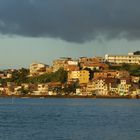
left=0, top=68, right=29, bottom=85
left=11, top=68, right=29, bottom=84
left=109, top=63, right=140, bottom=76
left=134, top=51, right=140, bottom=55
left=0, top=68, right=68, bottom=85
left=28, top=68, right=67, bottom=84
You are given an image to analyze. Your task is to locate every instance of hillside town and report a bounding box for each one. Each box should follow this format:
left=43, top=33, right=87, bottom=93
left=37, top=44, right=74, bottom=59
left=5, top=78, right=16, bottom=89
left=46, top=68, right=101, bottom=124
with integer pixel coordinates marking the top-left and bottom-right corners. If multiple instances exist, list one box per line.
left=0, top=51, right=140, bottom=98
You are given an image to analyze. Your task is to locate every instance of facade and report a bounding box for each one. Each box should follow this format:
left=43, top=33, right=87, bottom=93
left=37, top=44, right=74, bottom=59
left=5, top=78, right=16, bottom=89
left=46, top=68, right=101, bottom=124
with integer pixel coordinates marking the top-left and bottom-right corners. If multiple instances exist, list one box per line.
left=66, top=65, right=79, bottom=71
left=52, top=58, right=78, bottom=72
left=106, top=78, right=119, bottom=95
left=0, top=73, right=12, bottom=79
left=76, top=88, right=82, bottom=95
left=30, top=62, right=49, bottom=76
left=37, top=84, right=48, bottom=95
left=86, top=81, right=96, bottom=95
left=86, top=79, right=109, bottom=96
left=79, top=70, right=90, bottom=84
left=118, top=79, right=131, bottom=95
left=79, top=57, right=102, bottom=66
left=82, top=63, right=108, bottom=70
left=132, top=89, right=140, bottom=96
left=68, top=70, right=89, bottom=84
left=105, top=53, right=140, bottom=65
left=52, top=58, right=69, bottom=72
left=95, top=79, right=109, bottom=95
left=79, top=57, right=108, bottom=70
left=92, top=79, right=108, bottom=96
left=109, top=83, right=118, bottom=95
left=94, top=70, right=130, bottom=79
left=86, top=78, right=121, bottom=96
left=131, top=76, right=140, bottom=83
left=68, top=71, right=80, bottom=81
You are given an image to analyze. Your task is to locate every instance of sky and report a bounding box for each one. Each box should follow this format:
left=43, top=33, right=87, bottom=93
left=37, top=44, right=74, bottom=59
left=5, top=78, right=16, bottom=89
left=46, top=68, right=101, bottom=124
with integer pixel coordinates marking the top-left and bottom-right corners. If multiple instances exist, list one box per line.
left=0, top=0, right=140, bottom=68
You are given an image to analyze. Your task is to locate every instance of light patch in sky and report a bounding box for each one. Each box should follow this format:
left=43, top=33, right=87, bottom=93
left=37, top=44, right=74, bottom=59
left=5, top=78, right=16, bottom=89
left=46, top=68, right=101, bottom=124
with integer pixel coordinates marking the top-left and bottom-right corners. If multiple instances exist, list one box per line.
left=0, top=36, right=140, bottom=69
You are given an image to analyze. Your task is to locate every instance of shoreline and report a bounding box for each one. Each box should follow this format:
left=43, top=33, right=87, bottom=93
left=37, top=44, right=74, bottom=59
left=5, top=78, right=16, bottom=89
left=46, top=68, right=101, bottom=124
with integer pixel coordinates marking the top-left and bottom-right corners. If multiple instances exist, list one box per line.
left=0, top=95, right=139, bottom=99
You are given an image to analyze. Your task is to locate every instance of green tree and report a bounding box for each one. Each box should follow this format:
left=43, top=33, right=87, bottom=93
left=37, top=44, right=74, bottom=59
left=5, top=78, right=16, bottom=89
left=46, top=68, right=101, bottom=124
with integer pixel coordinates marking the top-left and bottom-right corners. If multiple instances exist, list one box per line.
left=121, top=63, right=130, bottom=71
left=52, top=68, right=67, bottom=83
left=83, top=67, right=94, bottom=80
left=28, top=68, right=67, bottom=84
left=134, top=51, right=140, bottom=55
left=18, top=87, right=29, bottom=95
left=11, top=68, right=29, bottom=84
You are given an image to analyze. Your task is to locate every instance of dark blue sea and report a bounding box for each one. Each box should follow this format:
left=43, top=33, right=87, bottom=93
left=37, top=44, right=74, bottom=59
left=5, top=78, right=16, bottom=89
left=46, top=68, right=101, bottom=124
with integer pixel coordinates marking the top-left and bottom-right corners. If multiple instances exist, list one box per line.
left=0, top=98, right=139, bottom=140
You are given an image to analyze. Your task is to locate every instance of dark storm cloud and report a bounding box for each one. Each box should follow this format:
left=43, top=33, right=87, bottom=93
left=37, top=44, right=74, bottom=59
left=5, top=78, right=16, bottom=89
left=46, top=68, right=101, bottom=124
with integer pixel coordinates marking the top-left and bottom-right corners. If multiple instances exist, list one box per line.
left=0, top=0, right=140, bottom=42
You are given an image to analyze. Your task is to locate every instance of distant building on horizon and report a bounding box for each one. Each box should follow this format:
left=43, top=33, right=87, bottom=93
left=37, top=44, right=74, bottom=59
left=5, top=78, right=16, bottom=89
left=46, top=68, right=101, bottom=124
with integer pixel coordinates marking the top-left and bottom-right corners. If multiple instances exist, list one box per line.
left=105, top=52, right=140, bottom=65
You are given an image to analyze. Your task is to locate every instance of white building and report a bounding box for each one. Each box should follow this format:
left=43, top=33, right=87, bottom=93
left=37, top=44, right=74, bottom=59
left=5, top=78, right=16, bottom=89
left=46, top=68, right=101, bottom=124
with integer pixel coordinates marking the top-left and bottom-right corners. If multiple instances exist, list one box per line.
left=118, top=79, right=131, bottom=95
left=30, top=62, right=49, bottom=76
left=105, top=53, right=140, bottom=65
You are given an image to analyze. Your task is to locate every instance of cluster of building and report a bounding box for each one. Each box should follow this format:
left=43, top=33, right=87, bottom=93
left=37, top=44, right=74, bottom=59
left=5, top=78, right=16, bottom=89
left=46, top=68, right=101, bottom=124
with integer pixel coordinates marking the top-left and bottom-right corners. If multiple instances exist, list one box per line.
left=0, top=52, right=140, bottom=97
left=86, top=71, right=139, bottom=96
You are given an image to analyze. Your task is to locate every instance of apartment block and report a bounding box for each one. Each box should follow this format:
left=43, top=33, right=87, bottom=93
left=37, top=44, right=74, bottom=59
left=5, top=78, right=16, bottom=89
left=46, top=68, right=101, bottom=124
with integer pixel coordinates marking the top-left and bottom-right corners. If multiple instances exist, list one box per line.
left=105, top=53, right=140, bottom=65
left=68, top=70, right=89, bottom=84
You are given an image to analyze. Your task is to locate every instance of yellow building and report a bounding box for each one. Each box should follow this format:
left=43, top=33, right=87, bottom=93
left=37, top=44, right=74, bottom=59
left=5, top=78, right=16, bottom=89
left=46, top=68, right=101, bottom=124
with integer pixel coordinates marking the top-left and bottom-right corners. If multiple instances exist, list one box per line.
left=68, top=70, right=89, bottom=84
left=79, top=70, right=90, bottom=84
left=68, top=71, right=79, bottom=80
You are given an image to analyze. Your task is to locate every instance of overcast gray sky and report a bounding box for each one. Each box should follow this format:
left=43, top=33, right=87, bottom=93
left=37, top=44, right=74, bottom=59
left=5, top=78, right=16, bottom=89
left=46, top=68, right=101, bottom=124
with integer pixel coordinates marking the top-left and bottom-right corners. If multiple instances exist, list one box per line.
left=0, top=0, right=140, bottom=68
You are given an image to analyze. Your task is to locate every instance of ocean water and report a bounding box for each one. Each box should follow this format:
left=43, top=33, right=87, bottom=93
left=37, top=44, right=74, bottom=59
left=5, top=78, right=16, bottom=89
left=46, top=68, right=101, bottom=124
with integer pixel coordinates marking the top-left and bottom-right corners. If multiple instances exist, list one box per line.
left=0, top=98, right=139, bottom=140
